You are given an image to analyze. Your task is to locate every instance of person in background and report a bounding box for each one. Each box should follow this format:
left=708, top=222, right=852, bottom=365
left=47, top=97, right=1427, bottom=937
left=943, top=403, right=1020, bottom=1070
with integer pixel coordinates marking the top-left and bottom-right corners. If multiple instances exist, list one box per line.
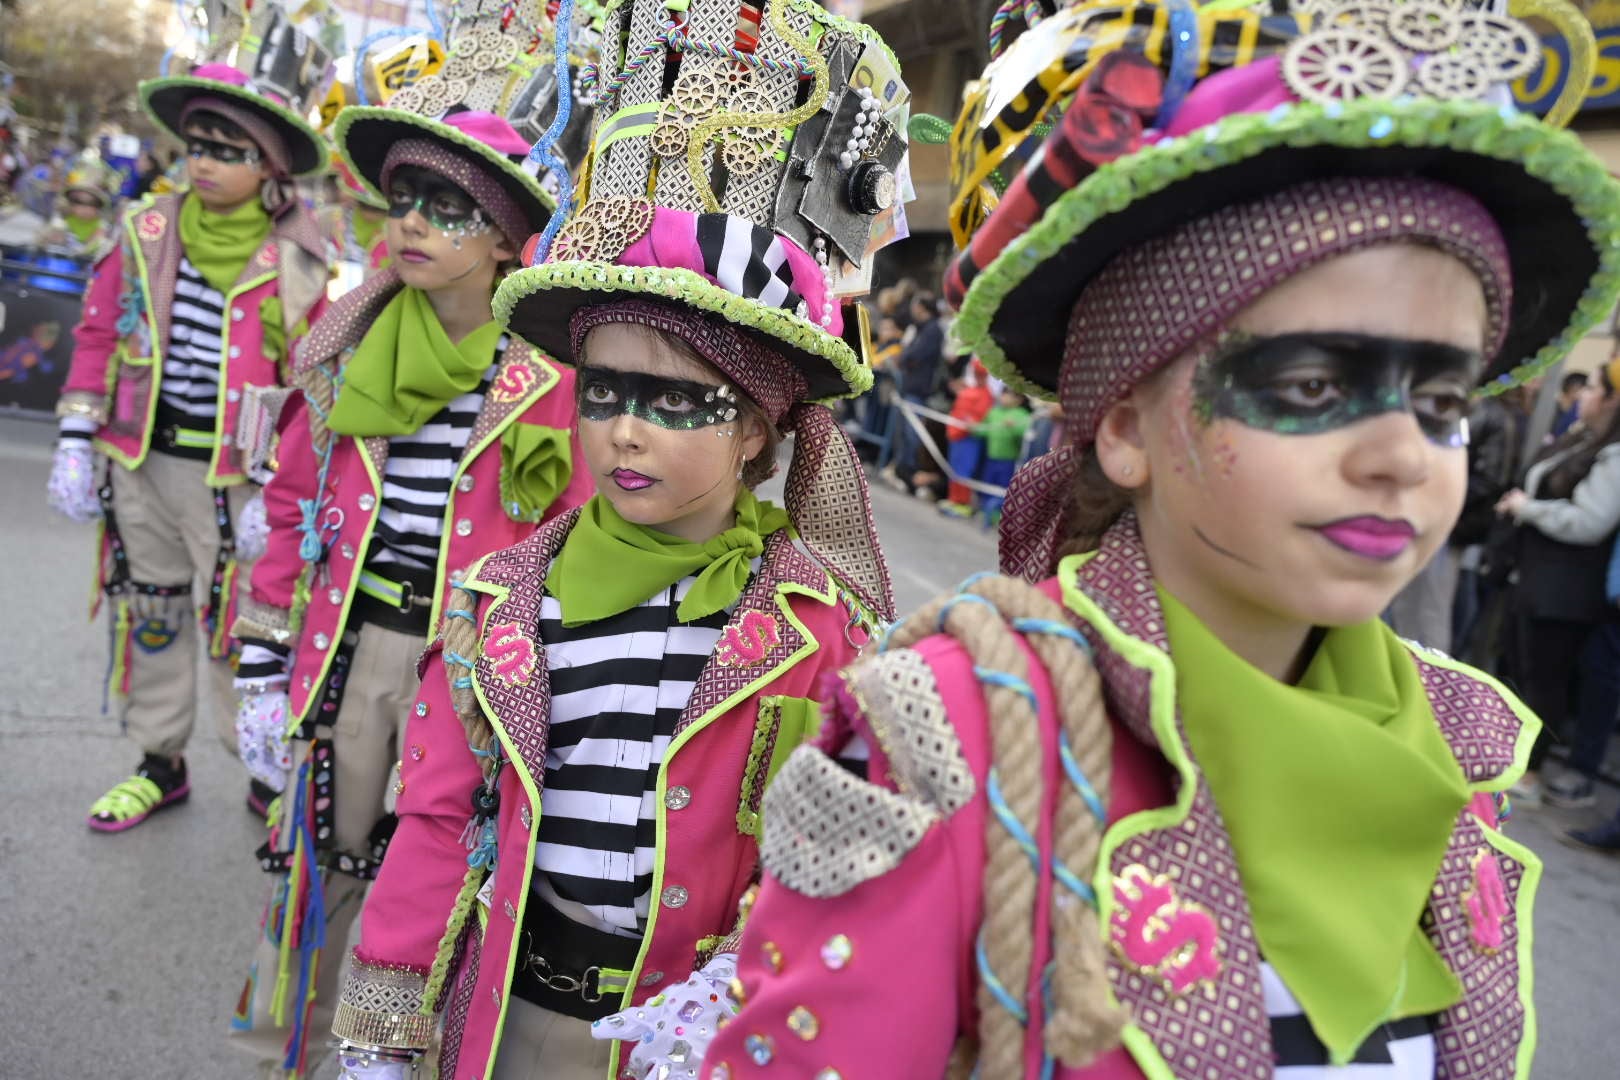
left=1562, top=530, right=1620, bottom=855
left=972, top=384, right=1030, bottom=524
left=40, top=166, right=114, bottom=254
left=1552, top=369, right=1588, bottom=439
left=45, top=62, right=332, bottom=833
left=1497, top=357, right=1620, bottom=807
left=858, top=312, right=905, bottom=462
left=941, top=358, right=994, bottom=516
left=892, top=291, right=944, bottom=479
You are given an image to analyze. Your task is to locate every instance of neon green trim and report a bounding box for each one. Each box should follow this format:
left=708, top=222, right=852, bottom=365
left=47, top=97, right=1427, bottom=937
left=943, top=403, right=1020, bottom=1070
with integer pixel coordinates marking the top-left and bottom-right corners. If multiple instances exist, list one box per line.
left=99, top=204, right=166, bottom=474
left=88, top=774, right=166, bottom=819
left=205, top=270, right=276, bottom=487
left=956, top=97, right=1620, bottom=401
left=356, top=568, right=408, bottom=607
left=1118, top=1026, right=1179, bottom=1080
left=1398, top=640, right=1544, bottom=788
left=1480, top=823, right=1542, bottom=1079
left=492, top=263, right=872, bottom=400
left=594, top=101, right=662, bottom=155
left=434, top=351, right=562, bottom=632
left=736, top=699, right=779, bottom=837
left=170, top=426, right=214, bottom=448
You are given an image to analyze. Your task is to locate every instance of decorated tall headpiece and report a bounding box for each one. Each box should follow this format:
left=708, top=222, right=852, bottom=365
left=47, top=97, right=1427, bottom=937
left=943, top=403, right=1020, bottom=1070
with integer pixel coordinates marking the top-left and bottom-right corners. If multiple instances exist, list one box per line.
left=140, top=0, right=340, bottom=176
left=924, top=0, right=1620, bottom=583
left=491, top=0, right=913, bottom=619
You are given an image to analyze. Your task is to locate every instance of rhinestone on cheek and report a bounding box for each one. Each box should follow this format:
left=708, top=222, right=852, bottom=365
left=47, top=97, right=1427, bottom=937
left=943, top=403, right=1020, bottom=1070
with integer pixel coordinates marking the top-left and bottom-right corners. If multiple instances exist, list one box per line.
left=819, top=934, right=853, bottom=970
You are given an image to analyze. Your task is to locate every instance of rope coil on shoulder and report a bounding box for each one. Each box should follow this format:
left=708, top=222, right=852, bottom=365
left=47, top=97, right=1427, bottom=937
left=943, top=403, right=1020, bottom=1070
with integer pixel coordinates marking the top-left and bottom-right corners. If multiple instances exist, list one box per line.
left=880, top=573, right=1123, bottom=1077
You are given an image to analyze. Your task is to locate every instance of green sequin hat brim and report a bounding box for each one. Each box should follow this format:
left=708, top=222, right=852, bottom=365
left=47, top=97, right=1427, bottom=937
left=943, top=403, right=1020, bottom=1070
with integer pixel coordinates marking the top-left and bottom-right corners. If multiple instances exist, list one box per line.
left=493, top=262, right=872, bottom=402
left=140, top=76, right=328, bottom=177
left=333, top=107, right=557, bottom=243
left=956, top=97, right=1620, bottom=401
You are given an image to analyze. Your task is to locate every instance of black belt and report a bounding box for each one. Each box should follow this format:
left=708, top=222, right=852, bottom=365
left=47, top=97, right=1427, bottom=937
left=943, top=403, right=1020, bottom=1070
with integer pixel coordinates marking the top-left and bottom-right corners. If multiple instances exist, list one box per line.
left=510, top=896, right=643, bottom=1020
left=150, top=402, right=215, bottom=461
left=349, top=564, right=436, bottom=634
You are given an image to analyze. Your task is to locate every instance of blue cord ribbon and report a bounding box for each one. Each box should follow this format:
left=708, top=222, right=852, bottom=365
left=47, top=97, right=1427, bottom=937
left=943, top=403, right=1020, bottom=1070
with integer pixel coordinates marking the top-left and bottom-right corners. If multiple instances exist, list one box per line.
left=1156, top=0, right=1201, bottom=130
left=527, top=0, right=579, bottom=263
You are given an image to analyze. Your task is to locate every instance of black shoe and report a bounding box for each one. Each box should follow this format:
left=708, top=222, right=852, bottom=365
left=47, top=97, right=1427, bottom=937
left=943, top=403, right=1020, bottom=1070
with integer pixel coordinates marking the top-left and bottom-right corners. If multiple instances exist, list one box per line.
left=1563, top=817, right=1620, bottom=855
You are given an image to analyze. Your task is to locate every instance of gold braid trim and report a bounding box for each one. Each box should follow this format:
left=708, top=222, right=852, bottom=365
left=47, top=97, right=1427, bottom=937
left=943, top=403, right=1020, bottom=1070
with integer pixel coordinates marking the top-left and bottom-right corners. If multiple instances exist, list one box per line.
left=232, top=594, right=297, bottom=645
left=56, top=390, right=109, bottom=426
left=882, top=574, right=1124, bottom=1076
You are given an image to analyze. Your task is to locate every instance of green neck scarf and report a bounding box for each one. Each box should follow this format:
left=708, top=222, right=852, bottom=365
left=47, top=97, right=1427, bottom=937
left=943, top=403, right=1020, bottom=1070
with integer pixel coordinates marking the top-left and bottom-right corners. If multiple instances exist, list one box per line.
left=1159, top=588, right=1468, bottom=1064
left=65, top=215, right=102, bottom=244
left=547, top=490, right=791, bottom=626
left=327, top=286, right=500, bottom=438
left=177, top=193, right=271, bottom=295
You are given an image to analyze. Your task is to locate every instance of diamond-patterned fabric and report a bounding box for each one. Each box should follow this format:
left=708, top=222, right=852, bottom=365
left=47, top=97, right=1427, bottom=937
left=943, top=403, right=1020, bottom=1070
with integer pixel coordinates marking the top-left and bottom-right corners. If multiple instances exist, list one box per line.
left=785, top=402, right=895, bottom=621
left=1061, top=513, right=1533, bottom=1079
left=852, top=647, right=976, bottom=815
left=331, top=955, right=434, bottom=1048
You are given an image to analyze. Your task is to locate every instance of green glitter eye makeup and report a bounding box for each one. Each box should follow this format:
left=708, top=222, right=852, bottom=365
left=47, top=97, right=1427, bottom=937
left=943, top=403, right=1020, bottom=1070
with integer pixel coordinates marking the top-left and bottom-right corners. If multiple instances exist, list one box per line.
left=1192, top=332, right=1481, bottom=448
left=386, top=166, right=486, bottom=235
left=577, top=366, right=738, bottom=430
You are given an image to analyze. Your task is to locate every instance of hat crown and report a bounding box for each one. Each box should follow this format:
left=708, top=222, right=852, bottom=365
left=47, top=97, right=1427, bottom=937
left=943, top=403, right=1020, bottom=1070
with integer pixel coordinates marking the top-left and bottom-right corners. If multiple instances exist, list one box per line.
left=188, top=1, right=337, bottom=118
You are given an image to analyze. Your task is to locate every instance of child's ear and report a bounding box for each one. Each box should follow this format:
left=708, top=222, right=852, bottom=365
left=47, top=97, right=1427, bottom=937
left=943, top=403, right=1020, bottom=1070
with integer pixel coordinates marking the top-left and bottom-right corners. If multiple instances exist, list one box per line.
left=491, top=232, right=517, bottom=263
left=1094, top=395, right=1150, bottom=490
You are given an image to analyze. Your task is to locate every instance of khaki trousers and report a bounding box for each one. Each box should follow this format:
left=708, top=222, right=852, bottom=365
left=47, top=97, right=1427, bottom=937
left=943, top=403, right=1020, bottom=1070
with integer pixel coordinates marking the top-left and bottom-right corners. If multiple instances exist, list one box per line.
left=108, top=451, right=253, bottom=757
left=230, top=622, right=429, bottom=1075
left=490, top=998, right=614, bottom=1080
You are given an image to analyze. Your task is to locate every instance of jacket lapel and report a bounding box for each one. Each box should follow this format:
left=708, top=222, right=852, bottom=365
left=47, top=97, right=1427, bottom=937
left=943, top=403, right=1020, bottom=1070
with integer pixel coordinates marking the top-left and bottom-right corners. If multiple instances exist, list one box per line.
left=673, top=531, right=833, bottom=736
left=130, top=193, right=183, bottom=361
left=460, top=343, right=563, bottom=471
left=468, top=511, right=578, bottom=784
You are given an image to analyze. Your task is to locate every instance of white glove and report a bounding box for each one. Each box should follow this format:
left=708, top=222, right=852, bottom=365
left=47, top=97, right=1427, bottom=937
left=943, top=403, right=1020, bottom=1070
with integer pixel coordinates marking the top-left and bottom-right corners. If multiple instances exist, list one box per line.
left=591, top=953, right=739, bottom=1078
left=336, top=1051, right=410, bottom=1080
left=235, top=489, right=270, bottom=562
left=236, top=688, right=293, bottom=793
left=47, top=441, right=101, bottom=523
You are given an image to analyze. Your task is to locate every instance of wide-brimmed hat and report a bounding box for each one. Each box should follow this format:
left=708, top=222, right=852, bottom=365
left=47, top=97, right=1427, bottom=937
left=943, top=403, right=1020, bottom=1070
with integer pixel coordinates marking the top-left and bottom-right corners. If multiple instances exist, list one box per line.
left=942, top=0, right=1620, bottom=401
left=335, top=107, right=554, bottom=244
left=141, top=63, right=328, bottom=177
left=493, top=0, right=910, bottom=402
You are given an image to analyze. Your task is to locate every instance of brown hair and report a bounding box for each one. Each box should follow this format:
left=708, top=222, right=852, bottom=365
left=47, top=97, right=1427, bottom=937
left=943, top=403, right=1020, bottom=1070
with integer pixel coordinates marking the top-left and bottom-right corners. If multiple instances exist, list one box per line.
left=1054, top=444, right=1133, bottom=562
left=588, top=321, right=782, bottom=488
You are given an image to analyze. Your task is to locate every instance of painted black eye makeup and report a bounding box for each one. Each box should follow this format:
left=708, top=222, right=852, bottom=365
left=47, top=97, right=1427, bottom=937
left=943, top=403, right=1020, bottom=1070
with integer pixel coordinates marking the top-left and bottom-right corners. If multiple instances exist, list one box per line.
left=576, top=366, right=739, bottom=431
left=385, top=166, right=484, bottom=233
left=1192, top=332, right=1482, bottom=448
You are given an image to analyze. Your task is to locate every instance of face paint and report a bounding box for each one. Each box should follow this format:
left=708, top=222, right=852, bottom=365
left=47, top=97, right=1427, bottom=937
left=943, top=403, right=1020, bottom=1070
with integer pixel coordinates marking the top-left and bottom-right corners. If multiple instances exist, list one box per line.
left=185, top=135, right=261, bottom=166
left=385, top=166, right=488, bottom=236
left=1192, top=332, right=1480, bottom=448
left=577, top=366, right=739, bottom=430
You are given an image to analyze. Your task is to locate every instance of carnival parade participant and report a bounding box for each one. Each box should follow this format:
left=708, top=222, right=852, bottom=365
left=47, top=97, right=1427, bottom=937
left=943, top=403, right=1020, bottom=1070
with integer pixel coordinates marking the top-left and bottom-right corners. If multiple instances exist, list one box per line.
left=47, top=57, right=333, bottom=833
left=42, top=162, right=116, bottom=255
left=326, top=0, right=907, bottom=1075
left=225, top=92, right=593, bottom=1074
left=706, top=3, right=1620, bottom=1078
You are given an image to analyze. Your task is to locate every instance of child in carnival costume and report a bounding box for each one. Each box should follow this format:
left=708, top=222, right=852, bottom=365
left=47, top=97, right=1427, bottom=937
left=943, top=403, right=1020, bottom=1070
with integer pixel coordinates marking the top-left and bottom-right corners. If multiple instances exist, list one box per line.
left=43, top=161, right=117, bottom=256
left=47, top=15, right=336, bottom=833
left=707, top=2, right=1620, bottom=1078
left=226, top=8, right=599, bottom=1073
left=328, top=0, right=908, bottom=1075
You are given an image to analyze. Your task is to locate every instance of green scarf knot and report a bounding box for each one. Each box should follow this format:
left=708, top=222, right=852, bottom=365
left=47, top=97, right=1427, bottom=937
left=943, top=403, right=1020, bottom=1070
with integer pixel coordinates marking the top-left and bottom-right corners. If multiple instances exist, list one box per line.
left=500, top=422, right=573, bottom=522
left=547, top=490, right=790, bottom=626
left=327, top=286, right=500, bottom=437
left=177, top=193, right=271, bottom=295
left=1160, top=588, right=1469, bottom=1064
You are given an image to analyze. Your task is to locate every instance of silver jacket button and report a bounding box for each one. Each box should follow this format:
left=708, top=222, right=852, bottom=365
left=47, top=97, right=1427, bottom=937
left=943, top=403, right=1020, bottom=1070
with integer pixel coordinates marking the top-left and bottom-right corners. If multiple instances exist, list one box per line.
left=358, top=493, right=376, bottom=511
left=660, top=885, right=689, bottom=909
left=455, top=518, right=473, bottom=537
left=665, top=786, right=692, bottom=811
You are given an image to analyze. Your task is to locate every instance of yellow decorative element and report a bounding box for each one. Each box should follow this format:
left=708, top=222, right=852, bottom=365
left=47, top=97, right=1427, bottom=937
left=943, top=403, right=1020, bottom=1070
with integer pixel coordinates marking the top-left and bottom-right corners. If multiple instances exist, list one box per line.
left=685, top=0, right=829, bottom=212
left=1510, top=0, right=1596, bottom=128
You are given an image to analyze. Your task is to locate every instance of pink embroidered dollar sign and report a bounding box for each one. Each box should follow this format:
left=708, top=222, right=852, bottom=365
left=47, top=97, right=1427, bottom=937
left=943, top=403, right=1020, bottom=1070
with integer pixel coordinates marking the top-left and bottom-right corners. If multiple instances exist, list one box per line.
left=715, top=610, right=781, bottom=668
left=1464, top=848, right=1510, bottom=954
left=485, top=623, right=539, bottom=686
left=1110, top=864, right=1223, bottom=994
left=490, top=360, right=538, bottom=403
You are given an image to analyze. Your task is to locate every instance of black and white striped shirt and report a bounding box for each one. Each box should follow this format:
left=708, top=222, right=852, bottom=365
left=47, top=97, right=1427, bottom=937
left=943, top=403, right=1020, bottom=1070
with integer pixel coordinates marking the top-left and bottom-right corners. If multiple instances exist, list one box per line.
left=1266, top=962, right=1437, bottom=1078
left=367, top=366, right=493, bottom=571
left=532, top=574, right=732, bottom=937
left=157, top=258, right=227, bottom=425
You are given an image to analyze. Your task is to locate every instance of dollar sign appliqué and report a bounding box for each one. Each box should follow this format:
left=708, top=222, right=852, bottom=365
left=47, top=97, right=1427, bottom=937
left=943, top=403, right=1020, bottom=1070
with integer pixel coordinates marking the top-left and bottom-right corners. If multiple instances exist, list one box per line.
left=484, top=622, right=538, bottom=686
left=1110, top=864, right=1223, bottom=995
left=715, top=610, right=781, bottom=668
left=491, top=361, right=537, bottom=402
left=1464, top=848, right=1509, bottom=954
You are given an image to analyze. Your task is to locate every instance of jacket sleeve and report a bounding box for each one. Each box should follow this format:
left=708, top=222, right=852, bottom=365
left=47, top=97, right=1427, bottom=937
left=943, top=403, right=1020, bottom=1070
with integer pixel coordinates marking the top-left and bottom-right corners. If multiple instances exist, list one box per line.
left=57, top=240, right=128, bottom=421
left=705, top=635, right=986, bottom=1078
left=234, top=394, right=318, bottom=641
left=1517, top=445, right=1620, bottom=546
left=333, top=643, right=486, bottom=1051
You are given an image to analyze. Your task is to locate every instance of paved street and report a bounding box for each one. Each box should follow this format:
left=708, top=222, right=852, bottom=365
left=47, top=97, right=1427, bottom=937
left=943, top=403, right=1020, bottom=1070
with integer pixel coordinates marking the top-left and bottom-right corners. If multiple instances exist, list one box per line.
left=2, top=413, right=1617, bottom=1078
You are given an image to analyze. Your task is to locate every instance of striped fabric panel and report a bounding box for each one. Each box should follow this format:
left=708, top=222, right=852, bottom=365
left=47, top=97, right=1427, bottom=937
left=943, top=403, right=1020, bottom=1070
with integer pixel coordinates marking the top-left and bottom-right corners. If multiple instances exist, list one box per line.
left=532, top=575, right=731, bottom=937
left=1265, top=963, right=1436, bottom=1079
left=157, top=258, right=227, bottom=424
left=366, top=366, right=494, bottom=571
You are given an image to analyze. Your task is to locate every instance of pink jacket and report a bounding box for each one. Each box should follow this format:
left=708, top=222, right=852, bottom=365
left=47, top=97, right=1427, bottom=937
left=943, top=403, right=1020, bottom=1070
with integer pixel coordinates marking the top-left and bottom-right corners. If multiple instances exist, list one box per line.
left=57, top=192, right=331, bottom=486
left=709, top=516, right=1542, bottom=1080
left=332, top=513, right=873, bottom=1079
left=235, top=343, right=591, bottom=726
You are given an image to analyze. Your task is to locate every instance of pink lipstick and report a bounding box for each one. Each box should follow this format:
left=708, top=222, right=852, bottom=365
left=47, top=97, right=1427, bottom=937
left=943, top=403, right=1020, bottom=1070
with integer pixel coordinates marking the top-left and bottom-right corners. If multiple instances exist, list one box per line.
left=399, top=248, right=430, bottom=263
left=1312, top=516, right=1416, bottom=561
left=611, top=467, right=656, bottom=491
